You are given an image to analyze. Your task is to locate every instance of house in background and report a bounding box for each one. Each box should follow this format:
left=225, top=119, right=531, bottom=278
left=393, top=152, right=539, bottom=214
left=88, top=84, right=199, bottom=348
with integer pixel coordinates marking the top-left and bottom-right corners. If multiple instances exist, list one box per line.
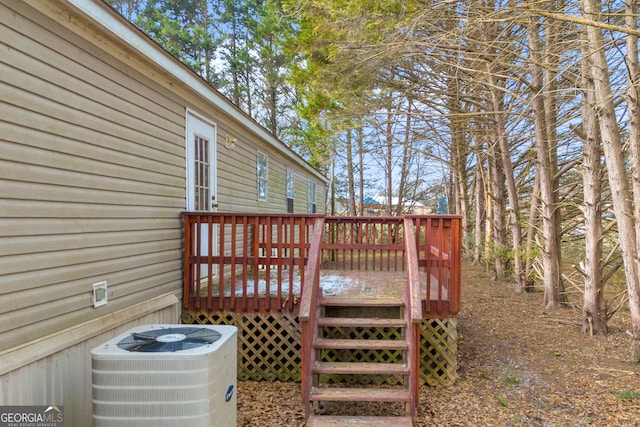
left=360, top=196, right=430, bottom=215
left=0, top=0, right=326, bottom=424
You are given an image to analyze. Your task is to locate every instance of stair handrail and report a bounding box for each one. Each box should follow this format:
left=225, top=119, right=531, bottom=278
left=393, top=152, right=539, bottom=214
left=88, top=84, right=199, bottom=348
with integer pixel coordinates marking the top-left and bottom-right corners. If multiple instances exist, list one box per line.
left=299, top=217, right=325, bottom=418
left=403, top=217, right=421, bottom=417
left=404, top=217, right=422, bottom=322
left=299, top=217, right=325, bottom=322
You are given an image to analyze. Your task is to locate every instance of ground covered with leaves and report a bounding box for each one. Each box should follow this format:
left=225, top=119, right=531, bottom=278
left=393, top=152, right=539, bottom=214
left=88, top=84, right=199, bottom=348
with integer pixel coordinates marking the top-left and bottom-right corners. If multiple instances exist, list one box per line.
left=237, top=263, right=640, bottom=426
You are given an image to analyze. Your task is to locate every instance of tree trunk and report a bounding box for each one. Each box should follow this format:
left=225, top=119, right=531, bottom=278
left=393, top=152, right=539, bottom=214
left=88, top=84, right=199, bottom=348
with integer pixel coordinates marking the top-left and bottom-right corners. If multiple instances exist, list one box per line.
left=529, top=20, right=561, bottom=310
left=624, top=0, right=640, bottom=358
left=545, top=0, right=565, bottom=302
left=358, top=129, right=364, bottom=216
left=583, top=0, right=640, bottom=360
left=447, top=75, right=470, bottom=255
left=524, top=171, right=540, bottom=292
left=488, top=74, right=525, bottom=291
left=488, top=140, right=507, bottom=280
left=395, top=102, right=412, bottom=216
left=385, top=106, right=393, bottom=215
left=484, top=151, right=494, bottom=271
left=345, top=129, right=356, bottom=216
left=455, top=162, right=469, bottom=257
left=626, top=1, right=640, bottom=245
left=474, top=158, right=486, bottom=265
left=579, top=28, right=606, bottom=334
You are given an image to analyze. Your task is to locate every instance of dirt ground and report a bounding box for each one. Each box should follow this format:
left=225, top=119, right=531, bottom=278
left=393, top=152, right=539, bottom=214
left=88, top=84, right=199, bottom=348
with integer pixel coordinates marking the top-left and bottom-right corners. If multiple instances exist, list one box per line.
left=237, top=263, right=640, bottom=426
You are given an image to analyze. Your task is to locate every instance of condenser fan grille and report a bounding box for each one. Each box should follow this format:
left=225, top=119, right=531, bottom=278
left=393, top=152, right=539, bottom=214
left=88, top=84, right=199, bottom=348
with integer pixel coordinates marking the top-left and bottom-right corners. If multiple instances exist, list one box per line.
left=116, top=327, right=222, bottom=352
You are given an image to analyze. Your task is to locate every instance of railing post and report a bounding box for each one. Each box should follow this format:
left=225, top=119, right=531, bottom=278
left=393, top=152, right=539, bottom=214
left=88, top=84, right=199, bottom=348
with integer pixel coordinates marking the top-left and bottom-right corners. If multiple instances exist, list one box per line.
left=182, top=213, right=192, bottom=309
left=450, top=216, right=462, bottom=314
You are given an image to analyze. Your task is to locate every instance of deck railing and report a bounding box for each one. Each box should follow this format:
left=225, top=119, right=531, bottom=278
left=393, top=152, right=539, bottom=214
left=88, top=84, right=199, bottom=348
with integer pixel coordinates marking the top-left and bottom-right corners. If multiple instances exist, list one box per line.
left=182, top=213, right=322, bottom=313
left=182, top=213, right=461, bottom=318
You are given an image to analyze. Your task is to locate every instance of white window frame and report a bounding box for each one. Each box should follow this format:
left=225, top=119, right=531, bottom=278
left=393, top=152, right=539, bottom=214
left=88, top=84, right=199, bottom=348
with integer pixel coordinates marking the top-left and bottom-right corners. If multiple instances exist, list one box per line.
left=286, top=167, right=294, bottom=212
left=257, top=150, right=268, bottom=201
left=307, top=179, right=317, bottom=213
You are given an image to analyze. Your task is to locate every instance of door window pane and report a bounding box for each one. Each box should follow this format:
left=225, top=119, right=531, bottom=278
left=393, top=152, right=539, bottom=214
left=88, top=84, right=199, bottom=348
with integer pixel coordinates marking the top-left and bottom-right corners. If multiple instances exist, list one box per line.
left=194, top=135, right=210, bottom=211
left=257, top=151, right=268, bottom=201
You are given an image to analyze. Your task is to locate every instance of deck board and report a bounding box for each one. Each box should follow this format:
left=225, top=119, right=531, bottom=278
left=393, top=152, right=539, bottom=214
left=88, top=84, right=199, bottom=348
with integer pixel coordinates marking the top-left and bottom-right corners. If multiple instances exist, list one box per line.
left=320, top=269, right=447, bottom=301
left=197, top=269, right=448, bottom=301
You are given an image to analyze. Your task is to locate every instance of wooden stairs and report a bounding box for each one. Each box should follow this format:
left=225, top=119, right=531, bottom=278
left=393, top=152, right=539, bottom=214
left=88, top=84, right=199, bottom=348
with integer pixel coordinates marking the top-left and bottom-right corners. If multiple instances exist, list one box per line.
left=304, top=295, right=417, bottom=426
left=300, top=217, right=422, bottom=427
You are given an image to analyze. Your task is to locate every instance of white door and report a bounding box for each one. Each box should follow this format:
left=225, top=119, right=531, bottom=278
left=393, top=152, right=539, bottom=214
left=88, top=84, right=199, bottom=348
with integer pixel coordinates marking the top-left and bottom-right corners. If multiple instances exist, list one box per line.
left=186, top=112, right=218, bottom=278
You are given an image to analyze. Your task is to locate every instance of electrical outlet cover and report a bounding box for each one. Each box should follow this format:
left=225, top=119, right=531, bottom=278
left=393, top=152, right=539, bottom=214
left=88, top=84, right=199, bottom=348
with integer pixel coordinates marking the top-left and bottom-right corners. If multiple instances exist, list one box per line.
left=93, top=281, right=108, bottom=308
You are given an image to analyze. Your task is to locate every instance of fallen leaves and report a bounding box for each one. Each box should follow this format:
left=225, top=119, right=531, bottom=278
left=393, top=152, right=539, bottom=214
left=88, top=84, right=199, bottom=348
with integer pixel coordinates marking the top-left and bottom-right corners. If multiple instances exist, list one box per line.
left=237, top=263, right=640, bottom=426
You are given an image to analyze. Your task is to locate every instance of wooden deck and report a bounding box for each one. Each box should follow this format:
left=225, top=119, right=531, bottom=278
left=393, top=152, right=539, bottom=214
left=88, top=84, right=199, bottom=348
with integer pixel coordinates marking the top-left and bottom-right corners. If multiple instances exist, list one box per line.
left=192, top=269, right=445, bottom=312
left=181, top=213, right=462, bottom=425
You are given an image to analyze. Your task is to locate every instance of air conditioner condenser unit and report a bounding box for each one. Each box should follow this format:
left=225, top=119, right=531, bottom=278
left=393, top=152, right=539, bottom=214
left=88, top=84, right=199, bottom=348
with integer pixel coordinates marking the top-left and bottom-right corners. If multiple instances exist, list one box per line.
left=91, top=324, right=237, bottom=427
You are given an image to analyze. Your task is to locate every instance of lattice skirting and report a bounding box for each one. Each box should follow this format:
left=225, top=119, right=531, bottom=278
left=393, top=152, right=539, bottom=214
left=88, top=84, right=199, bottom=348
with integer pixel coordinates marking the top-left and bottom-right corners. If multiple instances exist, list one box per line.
left=182, top=310, right=456, bottom=386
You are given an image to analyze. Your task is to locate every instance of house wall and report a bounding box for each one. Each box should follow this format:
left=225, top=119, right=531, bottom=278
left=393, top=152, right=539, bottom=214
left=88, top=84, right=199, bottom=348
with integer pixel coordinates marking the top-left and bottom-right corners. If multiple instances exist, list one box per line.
left=215, top=121, right=325, bottom=214
left=1, top=0, right=186, bottom=355
left=0, top=0, right=325, bottom=425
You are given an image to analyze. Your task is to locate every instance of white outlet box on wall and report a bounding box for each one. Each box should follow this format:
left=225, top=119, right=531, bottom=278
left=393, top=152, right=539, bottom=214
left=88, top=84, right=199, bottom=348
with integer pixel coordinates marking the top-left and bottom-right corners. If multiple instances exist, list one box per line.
left=93, top=281, right=108, bottom=308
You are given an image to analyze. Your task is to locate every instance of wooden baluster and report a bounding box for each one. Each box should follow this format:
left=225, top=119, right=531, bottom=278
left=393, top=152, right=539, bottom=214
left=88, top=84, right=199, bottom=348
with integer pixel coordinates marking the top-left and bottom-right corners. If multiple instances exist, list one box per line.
left=230, top=215, right=237, bottom=312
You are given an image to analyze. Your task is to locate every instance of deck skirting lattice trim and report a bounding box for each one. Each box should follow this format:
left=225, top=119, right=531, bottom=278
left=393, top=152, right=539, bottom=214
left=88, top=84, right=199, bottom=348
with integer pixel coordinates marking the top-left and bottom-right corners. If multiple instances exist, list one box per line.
left=421, top=318, right=457, bottom=386
left=182, top=310, right=302, bottom=381
left=319, top=325, right=405, bottom=385
left=182, top=310, right=456, bottom=386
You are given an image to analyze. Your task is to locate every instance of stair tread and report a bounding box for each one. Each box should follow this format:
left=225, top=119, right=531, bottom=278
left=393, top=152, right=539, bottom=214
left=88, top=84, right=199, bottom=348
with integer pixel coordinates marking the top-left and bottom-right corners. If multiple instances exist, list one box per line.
left=321, top=298, right=404, bottom=307
left=306, top=415, right=413, bottom=427
left=317, top=317, right=406, bottom=328
left=310, top=386, right=411, bottom=402
left=315, top=338, right=408, bottom=350
left=313, top=361, right=409, bottom=375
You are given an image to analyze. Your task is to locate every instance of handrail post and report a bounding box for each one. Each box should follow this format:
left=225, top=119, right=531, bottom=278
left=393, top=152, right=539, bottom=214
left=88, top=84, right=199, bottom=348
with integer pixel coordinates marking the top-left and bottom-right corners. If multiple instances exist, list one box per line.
left=298, top=217, right=325, bottom=418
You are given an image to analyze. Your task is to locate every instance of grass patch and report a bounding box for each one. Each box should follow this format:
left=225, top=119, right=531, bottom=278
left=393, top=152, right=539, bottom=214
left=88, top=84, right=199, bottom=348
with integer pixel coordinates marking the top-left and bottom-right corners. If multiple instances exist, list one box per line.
left=496, top=394, right=509, bottom=407
left=503, top=372, right=519, bottom=385
left=612, top=389, right=640, bottom=401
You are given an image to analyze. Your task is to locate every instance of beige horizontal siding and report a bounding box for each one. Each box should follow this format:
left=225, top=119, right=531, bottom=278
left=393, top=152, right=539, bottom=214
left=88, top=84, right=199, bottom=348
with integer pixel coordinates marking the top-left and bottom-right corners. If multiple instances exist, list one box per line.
left=0, top=200, right=182, bottom=218
left=216, top=138, right=258, bottom=209
left=0, top=218, right=178, bottom=237
left=0, top=229, right=180, bottom=258
left=0, top=260, right=180, bottom=315
left=1, top=82, right=183, bottom=170
left=0, top=248, right=180, bottom=301
left=0, top=238, right=181, bottom=286
left=0, top=1, right=186, bottom=353
left=0, top=280, right=181, bottom=350
left=1, top=3, right=184, bottom=140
